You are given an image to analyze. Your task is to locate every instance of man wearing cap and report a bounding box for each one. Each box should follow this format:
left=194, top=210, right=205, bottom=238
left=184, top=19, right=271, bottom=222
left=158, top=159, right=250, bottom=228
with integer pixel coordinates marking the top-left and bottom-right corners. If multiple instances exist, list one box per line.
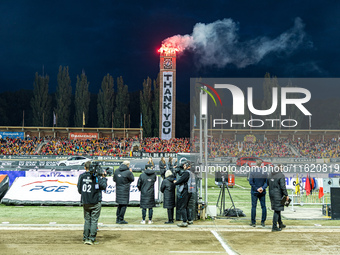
left=113, top=160, right=134, bottom=224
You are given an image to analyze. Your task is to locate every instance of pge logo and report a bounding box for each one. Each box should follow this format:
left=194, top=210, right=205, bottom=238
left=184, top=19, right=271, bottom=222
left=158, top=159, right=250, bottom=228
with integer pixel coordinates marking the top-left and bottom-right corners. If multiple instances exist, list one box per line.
left=22, top=180, right=76, bottom=192
left=29, top=185, right=68, bottom=192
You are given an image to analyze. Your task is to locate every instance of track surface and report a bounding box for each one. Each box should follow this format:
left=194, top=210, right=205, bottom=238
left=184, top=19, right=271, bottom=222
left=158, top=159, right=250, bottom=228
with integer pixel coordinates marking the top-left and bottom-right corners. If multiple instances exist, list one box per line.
left=1, top=225, right=340, bottom=255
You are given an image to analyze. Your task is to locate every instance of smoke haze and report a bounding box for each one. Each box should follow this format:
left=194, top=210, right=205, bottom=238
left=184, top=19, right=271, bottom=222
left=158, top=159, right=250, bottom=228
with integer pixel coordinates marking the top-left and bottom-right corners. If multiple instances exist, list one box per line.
left=162, top=18, right=308, bottom=68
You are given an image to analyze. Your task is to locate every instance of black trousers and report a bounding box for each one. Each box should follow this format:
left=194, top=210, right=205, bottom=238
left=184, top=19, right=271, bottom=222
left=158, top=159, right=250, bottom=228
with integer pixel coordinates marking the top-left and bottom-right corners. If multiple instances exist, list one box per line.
left=272, top=210, right=283, bottom=228
left=142, top=208, right=153, bottom=220
left=167, top=208, right=174, bottom=221
left=116, top=204, right=127, bottom=222
left=178, top=190, right=191, bottom=222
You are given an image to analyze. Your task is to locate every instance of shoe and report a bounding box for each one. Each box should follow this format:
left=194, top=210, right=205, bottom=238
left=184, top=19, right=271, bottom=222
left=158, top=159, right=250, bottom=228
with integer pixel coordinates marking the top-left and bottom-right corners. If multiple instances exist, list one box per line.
left=261, top=222, right=265, bottom=227
left=148, top=220, right=153, bottom=224
left=187, top=220, right=193, bottom=225
left=140, top=220, right=145, bottom=224
left=177, top=222, right=188, bottom=227
left=84, top=239, right=93, bottom=245
left=250, top=223, right=256, bottom=227
left=279, top=224, right=286, bottom=229
left=118, top=220, right=128, bottom=224
left=165, top=221, right=174, bottom=224
left=272, top=227, right=282, bottom=232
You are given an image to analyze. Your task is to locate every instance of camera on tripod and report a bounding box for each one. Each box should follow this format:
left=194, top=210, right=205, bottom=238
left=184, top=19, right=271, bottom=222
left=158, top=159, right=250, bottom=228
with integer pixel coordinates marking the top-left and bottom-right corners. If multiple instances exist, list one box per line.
left=89, top=162, right=106, bottom=177
left=215, top=171, right=228, bottom=186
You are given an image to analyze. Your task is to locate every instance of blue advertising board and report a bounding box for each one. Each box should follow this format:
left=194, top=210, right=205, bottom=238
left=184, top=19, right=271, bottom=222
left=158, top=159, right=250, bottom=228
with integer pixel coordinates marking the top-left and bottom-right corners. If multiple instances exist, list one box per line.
left=0, top=132, right=24, bottom=139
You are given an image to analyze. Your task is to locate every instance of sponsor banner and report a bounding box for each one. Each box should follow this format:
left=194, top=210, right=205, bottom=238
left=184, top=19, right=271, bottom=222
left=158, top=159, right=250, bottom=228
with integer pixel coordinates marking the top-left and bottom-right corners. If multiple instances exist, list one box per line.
left=25, top=170, right=85, bottom=178
left=2, top=177, right=159, bottom=204
left=0, top=171, right=26, bottom=186
left=161, top=71, right=173, bottom=140
left=70, top=132, right=98, bottom=140
left=0, top=131, right=24, bottom=139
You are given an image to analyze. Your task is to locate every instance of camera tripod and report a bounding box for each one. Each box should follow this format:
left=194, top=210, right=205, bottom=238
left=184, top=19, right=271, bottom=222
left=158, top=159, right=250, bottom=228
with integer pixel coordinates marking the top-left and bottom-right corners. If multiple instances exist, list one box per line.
left=216, top=176, right=238, bottom=217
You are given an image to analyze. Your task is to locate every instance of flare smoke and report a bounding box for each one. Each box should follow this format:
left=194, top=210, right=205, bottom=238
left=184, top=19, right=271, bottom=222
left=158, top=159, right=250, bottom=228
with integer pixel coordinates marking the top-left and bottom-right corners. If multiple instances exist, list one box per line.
left=161, top=18, right=307, bottom=68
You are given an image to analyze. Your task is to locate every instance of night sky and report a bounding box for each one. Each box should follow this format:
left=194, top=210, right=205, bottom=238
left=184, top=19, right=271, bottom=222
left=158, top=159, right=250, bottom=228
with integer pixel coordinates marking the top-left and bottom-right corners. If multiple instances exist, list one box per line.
left=1, top=0, right=339, bottom=102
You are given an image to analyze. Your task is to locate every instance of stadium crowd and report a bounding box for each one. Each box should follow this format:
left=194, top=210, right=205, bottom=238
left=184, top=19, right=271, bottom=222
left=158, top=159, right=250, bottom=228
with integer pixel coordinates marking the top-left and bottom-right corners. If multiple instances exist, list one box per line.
left=206, top=138, right=295, bottom=158
left=292, top=138, right=340, bottom=158
left=0, top=137, right=42, bottom=155
left=1, top=136, right=340, bottom=158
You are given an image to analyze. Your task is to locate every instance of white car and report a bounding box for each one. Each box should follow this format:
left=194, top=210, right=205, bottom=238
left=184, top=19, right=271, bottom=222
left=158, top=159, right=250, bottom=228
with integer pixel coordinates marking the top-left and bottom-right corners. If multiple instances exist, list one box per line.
left=58, top=156, right=92, bottom=166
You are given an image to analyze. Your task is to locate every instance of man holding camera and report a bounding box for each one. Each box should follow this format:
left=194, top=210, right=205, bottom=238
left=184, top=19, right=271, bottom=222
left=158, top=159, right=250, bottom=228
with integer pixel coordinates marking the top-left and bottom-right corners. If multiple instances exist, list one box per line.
left=77, top=161, right=107, bottom=245
left=114, top=160, right=134, bottom=224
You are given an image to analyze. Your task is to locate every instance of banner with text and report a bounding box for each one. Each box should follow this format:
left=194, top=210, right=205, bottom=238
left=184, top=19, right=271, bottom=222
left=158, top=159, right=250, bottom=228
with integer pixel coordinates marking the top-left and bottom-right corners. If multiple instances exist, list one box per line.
left=70, top=132, right=98, bottom=140
left=0, top=132, right=24, bottom=139
left=1, top=177, right=159, bottom=205
left=161, top=71, right=173, bottom=140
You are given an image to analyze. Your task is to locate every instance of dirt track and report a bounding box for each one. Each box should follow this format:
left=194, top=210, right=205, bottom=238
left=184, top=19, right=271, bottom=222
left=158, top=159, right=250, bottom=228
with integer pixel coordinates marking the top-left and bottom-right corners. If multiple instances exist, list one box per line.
left=1, top=228, right=340, bottom=255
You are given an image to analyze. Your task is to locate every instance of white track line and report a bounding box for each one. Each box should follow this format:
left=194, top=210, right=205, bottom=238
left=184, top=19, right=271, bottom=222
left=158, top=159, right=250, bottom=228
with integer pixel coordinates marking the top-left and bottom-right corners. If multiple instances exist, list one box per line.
left=211, top=230, right=237, bottom=255
left=169, top=252, right=223, bottom=254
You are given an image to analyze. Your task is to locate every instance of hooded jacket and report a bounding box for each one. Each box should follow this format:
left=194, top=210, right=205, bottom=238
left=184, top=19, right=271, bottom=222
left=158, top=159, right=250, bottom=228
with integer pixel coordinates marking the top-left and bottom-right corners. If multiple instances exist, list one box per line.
left=113, top=164, right=134, bottom=205
left=160, top=175, right=176, bottom=209
left=137, top=168, right=156, bottom=209
left=268, top=171, right=288, bottom=211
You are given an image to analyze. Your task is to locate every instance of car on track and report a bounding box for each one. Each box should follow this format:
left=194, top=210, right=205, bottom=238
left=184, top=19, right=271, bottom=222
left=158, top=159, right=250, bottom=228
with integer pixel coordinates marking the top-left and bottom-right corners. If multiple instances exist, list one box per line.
left=58, top=156, right=92, bottom=166
left=236, top=156, right=273, bottom=167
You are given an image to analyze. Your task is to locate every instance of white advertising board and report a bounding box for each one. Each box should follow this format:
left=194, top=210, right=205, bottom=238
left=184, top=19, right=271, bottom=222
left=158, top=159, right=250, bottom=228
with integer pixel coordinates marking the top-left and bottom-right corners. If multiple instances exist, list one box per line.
left=2, top=177, right=159, bottom=204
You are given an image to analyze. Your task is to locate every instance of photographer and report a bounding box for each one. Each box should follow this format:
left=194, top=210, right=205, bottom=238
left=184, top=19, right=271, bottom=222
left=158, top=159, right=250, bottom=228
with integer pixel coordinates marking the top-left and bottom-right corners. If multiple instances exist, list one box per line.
left=174, top=162, right=190, bottom=227
left=77, top=161, right=107, bottom=245
left=113, top=160, right=134, bottom=224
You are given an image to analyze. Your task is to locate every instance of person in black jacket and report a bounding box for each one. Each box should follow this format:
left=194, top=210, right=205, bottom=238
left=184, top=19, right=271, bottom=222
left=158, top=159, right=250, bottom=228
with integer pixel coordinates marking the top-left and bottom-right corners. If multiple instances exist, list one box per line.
left=160, top=170, right=176, bottom=224
left=174, top=162, right=190, bottom=227
left=113, top=160, right=134, bottom=224
left=159, top=157, right=167, bottom=178
left=77, top=161, right=107, bottom=245
left=249, top=160, right=268, bottom=227
left=268, top=165, right=289, bottom=232
left=137, top=166, right=157, bottom=224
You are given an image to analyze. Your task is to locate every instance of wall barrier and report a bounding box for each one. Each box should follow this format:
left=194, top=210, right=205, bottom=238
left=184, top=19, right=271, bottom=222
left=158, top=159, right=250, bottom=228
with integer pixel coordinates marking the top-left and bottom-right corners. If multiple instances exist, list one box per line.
left=1, top=176, right=160, bottom=206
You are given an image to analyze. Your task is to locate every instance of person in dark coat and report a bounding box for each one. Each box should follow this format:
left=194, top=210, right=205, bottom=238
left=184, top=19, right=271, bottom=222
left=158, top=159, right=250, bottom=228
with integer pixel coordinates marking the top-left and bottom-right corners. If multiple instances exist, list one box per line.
left=174, top=162, right=190, bottom=227
left=113, top=160, right=134, bottom=224
left=159, top=157, right=167, bottom=178
left=137, top=166, right=156, bottom=224
left=249, top=160, right=268, bottom=227
left=268, top=165, right=289, bottom=232
left=160, top=170, right=176, bottom=224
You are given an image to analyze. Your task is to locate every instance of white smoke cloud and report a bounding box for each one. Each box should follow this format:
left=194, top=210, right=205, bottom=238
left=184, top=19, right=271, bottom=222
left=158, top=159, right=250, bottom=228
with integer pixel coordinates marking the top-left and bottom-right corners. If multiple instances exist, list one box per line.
left=162, top=18, right=308, bottom=68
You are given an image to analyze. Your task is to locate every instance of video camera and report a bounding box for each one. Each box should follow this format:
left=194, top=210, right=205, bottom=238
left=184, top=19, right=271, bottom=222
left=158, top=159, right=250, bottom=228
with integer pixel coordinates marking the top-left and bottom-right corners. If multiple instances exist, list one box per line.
left=89, top=162, right=107, bottom=177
